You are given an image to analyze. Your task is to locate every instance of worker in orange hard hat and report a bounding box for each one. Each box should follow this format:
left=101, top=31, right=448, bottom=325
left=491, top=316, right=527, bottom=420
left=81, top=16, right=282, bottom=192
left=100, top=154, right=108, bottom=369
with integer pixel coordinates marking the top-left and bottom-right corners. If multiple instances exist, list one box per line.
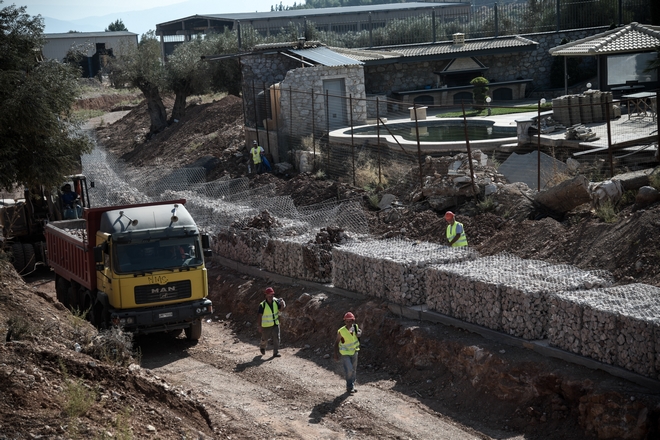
left=444, top=211, right=468, bottom=247
left=334, top=311, right=362, bottom=393
left=257, top=287, right=286, bottom=357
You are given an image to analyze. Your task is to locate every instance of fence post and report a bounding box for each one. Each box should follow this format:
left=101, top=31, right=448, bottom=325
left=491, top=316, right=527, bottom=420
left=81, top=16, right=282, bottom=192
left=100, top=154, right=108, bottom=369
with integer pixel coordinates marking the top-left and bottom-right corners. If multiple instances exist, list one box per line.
left=656, top=91, right=660, bottom=149
left=252, top=80, right=260, bottom=144
left=369, top=12, right=373, bottom=48
left=376, top=98, right=382, bottom=185
left=325, top=89, right=330, bottom=175
left=432, top=9, right=437, bottom=43
left=290, top=85, right=294, bottom=165
left=556, top=0, right=561, bottom=32
left=237, top=21, right=242, bottom=50
left=605, top=100, right=614, bottom=178
left=618, top=0, right=623, bottom=26
left=461, top=101, right=478, bottom=199
left=537, top=98, right=545, bottom=191
left=494, top=3, right=499, bottom=38
left=311, top=88, right=316, bottom=162
left=350, top=94, right=356, bottom=186
left=263, top=82, right=270, bottom=156
left=412, top=104, right=424, bottom=189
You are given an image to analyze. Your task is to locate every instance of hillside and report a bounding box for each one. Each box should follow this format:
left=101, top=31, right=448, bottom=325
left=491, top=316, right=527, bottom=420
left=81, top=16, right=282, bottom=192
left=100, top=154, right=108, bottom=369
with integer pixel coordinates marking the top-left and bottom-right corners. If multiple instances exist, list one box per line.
left=1, top=88, right=659, bottom=439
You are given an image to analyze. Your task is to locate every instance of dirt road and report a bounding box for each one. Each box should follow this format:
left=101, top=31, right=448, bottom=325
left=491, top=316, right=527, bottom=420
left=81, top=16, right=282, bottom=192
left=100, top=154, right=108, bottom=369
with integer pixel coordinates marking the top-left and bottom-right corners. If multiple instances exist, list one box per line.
left=138, top=320, right=498, bottom=440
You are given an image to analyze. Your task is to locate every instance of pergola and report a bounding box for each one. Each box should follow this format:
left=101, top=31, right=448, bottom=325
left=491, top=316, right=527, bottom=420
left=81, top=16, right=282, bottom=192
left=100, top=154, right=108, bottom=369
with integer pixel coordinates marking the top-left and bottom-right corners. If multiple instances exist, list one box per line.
left=549, top=22, right=660, bottom=95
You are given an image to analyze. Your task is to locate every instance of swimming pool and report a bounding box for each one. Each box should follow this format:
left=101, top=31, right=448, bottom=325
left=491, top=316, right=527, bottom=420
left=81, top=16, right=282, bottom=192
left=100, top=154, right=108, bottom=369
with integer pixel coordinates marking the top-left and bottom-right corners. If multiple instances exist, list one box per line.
left=329, top=118, right=519, bottom=152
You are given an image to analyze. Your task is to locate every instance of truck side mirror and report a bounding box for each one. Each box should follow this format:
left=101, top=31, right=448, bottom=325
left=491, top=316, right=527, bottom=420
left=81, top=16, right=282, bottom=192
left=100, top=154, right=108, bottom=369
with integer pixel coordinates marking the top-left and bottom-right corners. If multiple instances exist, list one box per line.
left=94, top=245, right=104, bottom=263
left=201, top=234, right=211, bottom=249
left=203, top=249, right=213, bottom=259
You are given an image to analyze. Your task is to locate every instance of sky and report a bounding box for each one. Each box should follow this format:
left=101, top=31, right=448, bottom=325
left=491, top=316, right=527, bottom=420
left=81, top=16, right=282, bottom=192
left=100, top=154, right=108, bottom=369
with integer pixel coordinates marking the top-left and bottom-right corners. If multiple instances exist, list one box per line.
left=7, top=0, right=293, bottom=35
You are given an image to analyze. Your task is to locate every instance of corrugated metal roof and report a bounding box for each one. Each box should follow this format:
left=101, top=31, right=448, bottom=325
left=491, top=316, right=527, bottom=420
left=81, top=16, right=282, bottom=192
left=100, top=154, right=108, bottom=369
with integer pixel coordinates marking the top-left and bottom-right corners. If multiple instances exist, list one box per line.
left=44, top=31, right=138, bottom=39
left=331, top=36, right=538, bottom=63
left=158, top=2, right=466, bottom=25
left=549, top=22, right=660, bottom=56
left=289, top=46, right=363, bottom=66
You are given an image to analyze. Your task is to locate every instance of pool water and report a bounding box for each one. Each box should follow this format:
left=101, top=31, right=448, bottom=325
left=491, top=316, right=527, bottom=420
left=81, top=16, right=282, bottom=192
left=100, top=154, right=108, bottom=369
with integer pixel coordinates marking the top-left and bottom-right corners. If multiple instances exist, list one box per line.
left=351, top=120, right=516, bottom=142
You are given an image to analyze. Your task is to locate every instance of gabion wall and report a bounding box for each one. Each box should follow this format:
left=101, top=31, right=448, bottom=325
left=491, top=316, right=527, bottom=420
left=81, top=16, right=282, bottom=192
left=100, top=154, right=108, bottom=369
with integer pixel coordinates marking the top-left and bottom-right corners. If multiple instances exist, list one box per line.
left=425, top=254, right=613, bottom=340
left=550, top=285, right=660, bottom=378
left=332, top=239, right=479, bottom=306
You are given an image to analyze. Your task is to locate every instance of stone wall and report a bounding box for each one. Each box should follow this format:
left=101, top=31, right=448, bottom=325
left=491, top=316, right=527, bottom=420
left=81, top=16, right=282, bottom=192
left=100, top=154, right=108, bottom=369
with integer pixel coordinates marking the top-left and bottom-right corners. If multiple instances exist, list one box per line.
left=279, top=64, right=368, bottom=135
left=364, top=27, right=608, bottom=97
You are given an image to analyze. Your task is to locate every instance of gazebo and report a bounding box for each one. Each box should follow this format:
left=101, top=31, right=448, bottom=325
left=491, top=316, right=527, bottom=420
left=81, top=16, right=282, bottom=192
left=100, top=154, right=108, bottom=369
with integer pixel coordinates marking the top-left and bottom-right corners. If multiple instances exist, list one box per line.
left=549, top=22, right=660, bottom=95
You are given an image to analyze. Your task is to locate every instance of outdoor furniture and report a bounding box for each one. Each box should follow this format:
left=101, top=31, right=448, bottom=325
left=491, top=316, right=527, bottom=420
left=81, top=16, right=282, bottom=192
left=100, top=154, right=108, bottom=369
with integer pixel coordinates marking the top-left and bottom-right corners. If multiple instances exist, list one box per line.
left=621, top=92, right=656, bottom=120
left=409, top=106, right=427, bottom=120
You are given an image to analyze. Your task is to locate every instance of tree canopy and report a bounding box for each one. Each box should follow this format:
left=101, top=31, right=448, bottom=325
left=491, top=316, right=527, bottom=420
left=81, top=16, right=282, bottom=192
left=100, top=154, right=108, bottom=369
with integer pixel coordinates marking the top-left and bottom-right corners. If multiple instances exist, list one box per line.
left=0, top=2, right=92, bottom=191
left=106, top=19, right=128, bottom=32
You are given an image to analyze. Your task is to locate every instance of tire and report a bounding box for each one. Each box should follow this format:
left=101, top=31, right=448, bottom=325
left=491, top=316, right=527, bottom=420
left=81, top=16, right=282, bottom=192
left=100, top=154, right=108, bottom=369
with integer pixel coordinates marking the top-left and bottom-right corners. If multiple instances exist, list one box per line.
left=34, top=241, right=46, bottom=266
left=22, top=243, right=36, bottom=273
left=56, top=276, right=71, bottom=307
left=185, top=319, right=202, bottom=341
left=10, top=243, right=25, bottom=274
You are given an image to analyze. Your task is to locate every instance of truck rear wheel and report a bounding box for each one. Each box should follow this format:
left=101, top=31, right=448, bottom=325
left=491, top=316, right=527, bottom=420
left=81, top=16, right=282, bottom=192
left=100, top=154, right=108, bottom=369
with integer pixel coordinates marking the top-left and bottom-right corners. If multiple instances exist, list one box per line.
left=10, top=243, right=25, bottom=274
left=55, top=275, right=71, bottom=307
left=185, top=319, right=202, bottom=341
left=22, top=243, right=36, bottom=273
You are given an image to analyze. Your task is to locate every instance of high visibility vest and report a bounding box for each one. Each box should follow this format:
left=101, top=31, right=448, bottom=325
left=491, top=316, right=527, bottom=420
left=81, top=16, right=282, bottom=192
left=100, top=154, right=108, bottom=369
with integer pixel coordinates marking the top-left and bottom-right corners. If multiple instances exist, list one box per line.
left=251, top=146, right=262, bottom=164
left=338, top=325, right=360, bottom=355
left=446, top=222, right=468, bottom=247
left=260, top=300, right=280, bottom=327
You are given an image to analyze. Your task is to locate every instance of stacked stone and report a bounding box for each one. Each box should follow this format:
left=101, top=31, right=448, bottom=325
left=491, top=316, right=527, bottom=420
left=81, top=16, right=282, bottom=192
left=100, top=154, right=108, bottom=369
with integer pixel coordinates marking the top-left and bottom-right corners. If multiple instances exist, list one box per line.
left=551, top=284, right=660, bottom=378
left=579, top=93, right=593, bottom=124
left=333, top=239, right=476, bottom=305
left=547, top=290, right=589, bottom=354
left=426, top=254, right=612, bottom=340
left=332, top=244, right=368, bottom=293
left=213, top=228, right=268, bottom=266
left=262, top=238, right=305, bottom=279
left=551, top=97, right=570, bottom=126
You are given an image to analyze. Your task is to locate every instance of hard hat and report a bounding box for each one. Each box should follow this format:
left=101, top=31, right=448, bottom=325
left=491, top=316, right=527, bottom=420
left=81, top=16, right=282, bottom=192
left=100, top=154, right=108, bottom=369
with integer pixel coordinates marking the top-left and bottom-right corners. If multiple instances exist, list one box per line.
left=265, top=287, right=275, bottom=295
left=444, top=211, right=455, bottom=221
left=343, top=312, right=355, bottom=320
left=253, top=140, right=257, bottom=144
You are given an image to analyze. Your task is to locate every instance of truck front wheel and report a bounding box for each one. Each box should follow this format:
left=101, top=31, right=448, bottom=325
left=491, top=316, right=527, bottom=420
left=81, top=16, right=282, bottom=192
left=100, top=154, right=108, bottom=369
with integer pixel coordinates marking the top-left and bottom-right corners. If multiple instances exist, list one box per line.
left=185, top=319, right=202, bottom=341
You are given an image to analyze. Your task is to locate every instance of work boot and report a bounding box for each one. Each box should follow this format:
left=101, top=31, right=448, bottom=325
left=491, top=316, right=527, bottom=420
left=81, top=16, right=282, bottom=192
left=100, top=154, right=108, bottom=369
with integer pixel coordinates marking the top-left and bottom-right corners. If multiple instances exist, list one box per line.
left=260, top=348, right=265, bottom=355
left=273, top=351, right=281, bottom=357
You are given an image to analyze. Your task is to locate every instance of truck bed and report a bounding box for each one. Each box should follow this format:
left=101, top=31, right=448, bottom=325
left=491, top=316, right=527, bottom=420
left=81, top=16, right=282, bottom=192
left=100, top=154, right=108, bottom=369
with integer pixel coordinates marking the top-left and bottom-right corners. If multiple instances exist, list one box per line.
left=45, top=219, right=94, bottom=290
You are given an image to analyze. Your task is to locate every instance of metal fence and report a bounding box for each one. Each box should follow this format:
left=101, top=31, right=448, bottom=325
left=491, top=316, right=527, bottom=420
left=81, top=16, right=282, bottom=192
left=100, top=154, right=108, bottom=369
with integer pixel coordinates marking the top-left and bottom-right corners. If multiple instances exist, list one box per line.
left=250, top=84, right=659, bottom=194
left=237, top=0, right=651, bottom=48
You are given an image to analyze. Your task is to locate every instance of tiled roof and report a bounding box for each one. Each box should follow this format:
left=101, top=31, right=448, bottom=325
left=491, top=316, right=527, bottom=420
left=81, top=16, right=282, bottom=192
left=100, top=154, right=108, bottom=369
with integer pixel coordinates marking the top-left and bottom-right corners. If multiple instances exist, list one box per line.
left=331, top=36, right=538, bottom=62
left=549, top=22, right=660, bottom=56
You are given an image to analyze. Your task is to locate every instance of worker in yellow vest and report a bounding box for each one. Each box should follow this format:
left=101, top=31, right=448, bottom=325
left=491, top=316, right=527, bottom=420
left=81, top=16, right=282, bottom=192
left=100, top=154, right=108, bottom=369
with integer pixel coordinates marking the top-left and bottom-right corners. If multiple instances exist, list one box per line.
left=258, top=287, right=286, bottom=357
left=334, top=311, right=362, bottom=393
left=445, top=211, right=468, bottom=247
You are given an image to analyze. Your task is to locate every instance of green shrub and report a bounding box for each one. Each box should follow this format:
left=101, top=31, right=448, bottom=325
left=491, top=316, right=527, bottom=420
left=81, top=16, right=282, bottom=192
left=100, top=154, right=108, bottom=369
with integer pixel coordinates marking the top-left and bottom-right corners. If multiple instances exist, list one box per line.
left=470, top=76, right=489, bottom=109
left=595, top=201, right=618, bottom=223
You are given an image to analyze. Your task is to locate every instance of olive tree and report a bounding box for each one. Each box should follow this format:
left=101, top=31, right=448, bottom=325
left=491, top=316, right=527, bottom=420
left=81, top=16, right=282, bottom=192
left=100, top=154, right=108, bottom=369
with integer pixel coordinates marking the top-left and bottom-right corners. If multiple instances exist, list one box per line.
left=166, top=37, right=213, bottom=122
left=0, top=2, right=92, bottom=190
left=107, top=30, right=167, bottom=136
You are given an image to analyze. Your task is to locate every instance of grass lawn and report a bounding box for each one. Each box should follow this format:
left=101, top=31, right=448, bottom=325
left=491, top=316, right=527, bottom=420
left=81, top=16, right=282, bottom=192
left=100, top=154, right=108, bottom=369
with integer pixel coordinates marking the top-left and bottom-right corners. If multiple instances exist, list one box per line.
left=436, top=104, right=553, bottom=118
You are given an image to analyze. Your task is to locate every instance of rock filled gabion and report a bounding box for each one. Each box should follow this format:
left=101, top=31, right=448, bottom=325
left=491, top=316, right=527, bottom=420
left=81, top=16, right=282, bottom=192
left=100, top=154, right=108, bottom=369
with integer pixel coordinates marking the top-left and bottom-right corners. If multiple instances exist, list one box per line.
left=260, top=236, right=333, bottom=283
left=550, top=284, right=660, bottom=378
left=213, top=228, right=269, bottom=266
left=426, top=254, right=612, bottom=340
left=333, top=238, right=477, bottom=305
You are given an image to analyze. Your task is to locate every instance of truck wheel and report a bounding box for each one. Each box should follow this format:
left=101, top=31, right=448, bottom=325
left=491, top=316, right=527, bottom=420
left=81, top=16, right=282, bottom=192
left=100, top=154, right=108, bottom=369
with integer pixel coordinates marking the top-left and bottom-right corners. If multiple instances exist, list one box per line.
left=185, top=319, right=202, bottom=341
left=22, top=243, right=36, bottom=273
left=10, top=243, right=25, bottom=274
left=56, top=276, right=71, bottom=307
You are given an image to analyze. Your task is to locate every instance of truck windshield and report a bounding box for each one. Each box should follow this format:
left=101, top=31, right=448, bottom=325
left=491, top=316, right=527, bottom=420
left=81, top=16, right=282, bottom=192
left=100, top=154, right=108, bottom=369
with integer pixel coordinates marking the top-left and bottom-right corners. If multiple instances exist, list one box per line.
left=113, top=237, right=204, bottom=274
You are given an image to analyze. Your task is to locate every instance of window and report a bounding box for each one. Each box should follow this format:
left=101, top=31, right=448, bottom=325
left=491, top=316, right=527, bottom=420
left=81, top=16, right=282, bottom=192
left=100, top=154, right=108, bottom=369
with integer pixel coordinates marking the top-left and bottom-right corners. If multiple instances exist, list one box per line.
left=607, top=52, right=658, bottom=86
